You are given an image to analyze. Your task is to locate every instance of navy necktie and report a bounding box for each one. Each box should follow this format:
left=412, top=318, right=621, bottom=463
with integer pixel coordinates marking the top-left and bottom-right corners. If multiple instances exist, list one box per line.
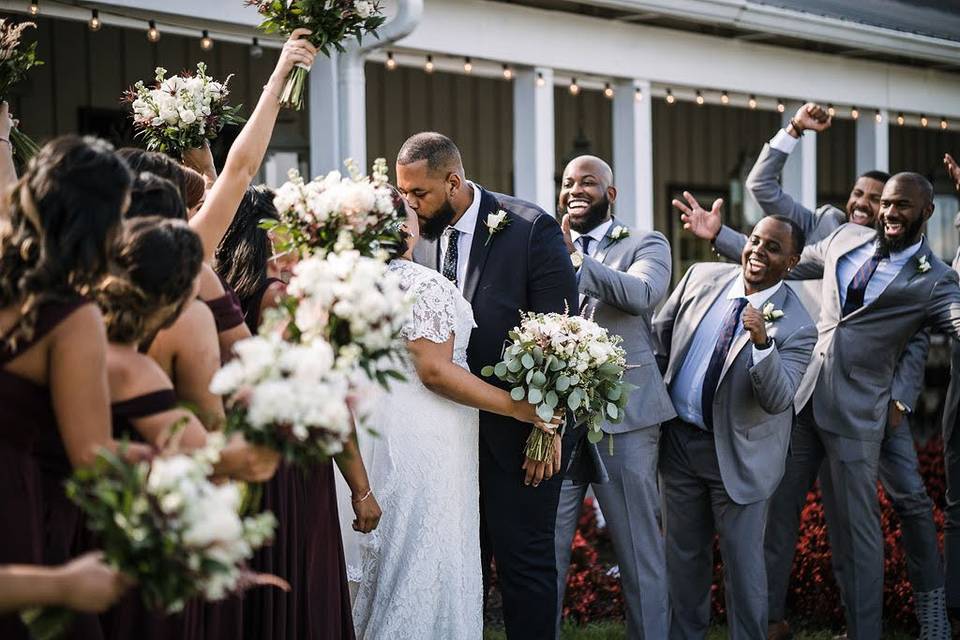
left=442, top=228, right=460, bottom=286
left=842, top=248, right=888, bottom=316
left=579, top=235, right=593, bottom=257
left=700, top=297, right=748, bottom=431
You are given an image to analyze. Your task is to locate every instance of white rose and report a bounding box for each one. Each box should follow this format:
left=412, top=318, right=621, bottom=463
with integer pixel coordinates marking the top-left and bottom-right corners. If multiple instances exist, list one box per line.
left=179, top=109, right=197, bottom=125
left=354, top=0, right=373, bottom=18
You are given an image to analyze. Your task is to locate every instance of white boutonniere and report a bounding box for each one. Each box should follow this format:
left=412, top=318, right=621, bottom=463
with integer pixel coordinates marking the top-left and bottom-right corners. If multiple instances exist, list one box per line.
left=917, top=254, right=931, bottom=273
left=484, top=210, right=510, bottom=246
left=610, top=225, right=630, bottom=242
left=762, top=302, right=785, bottom=323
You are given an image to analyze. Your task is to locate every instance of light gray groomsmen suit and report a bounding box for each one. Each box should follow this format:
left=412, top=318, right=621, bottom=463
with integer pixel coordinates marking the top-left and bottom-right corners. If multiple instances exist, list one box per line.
left=553, top=218, right=676, bottom=640
left=653, top=262, right=817, bottom=640
left=714, top=142, right=940, bottom=628
left=941, top=247, right=960, bottom=612
left=785, top=223, right=960, bottom=639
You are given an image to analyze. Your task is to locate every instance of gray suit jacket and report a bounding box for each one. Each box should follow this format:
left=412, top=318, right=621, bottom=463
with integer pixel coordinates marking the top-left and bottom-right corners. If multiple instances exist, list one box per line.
left=942, top=248, right=960, bottom=442
left=793, top=224, right=960, bottom=441
left=578, top=218, right=676, bottom=432
left=653, top=263, right=817, bottom=505
left=713, top=144, right=930, bottom=413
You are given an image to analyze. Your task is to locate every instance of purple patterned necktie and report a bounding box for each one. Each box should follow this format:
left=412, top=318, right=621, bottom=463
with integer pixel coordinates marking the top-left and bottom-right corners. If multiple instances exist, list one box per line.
left=700, top=297, right=748, bottom=431
left=842, top=248, right=888, bottom=316
left=441, top=228, right=460, bottom=286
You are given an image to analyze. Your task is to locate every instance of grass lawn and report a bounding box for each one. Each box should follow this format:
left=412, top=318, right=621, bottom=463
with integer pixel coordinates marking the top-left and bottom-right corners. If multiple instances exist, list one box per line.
left=483, top=621, right=914, bottom=639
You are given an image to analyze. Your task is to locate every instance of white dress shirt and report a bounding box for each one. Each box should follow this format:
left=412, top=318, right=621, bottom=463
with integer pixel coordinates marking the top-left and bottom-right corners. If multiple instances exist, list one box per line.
left=836, top=238, right=924, bottom=310
left=670, top=277, right=781, bottom=430
left=570, top=218, right=614, bottom=258
left=769, top=128, right=801, bottom=155
left=439, top=181, right=482, bottom=293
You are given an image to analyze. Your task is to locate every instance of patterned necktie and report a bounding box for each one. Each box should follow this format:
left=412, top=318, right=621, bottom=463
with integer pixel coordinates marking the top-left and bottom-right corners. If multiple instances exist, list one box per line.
left=842, top=248, right=888, bottom=316
left=441, top=228, right=461, bottom=286
left=700, top=297, right=749, bottom=431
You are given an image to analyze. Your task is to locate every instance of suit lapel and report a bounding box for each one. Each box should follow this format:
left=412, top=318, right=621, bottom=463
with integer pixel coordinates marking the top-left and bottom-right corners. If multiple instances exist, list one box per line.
left=581, top=218, right=621, bottom=314
left=462, top=187, right=499, bottom=304
left=718, top=282, right=789, bottom=384
left=845, top=238, right=930, bottom=321
left=667, top=269, right=738, bottom=383
left=831, top=226, right=877, bottom=317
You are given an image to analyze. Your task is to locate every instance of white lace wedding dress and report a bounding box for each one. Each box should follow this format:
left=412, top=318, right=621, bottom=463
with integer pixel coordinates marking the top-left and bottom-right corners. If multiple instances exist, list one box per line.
left=341, top=259, right=482, bottom=640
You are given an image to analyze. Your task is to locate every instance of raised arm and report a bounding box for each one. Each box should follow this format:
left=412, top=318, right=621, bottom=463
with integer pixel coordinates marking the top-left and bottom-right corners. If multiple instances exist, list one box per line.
left=183, top=30, right=317, bottom=262
left=787, top=232, right=833, bottom=281
left=577, top=229, right=672, bottom=315
left=672, top=192, right=744, bottom=263
left=528, top=213, right=579, bottom=315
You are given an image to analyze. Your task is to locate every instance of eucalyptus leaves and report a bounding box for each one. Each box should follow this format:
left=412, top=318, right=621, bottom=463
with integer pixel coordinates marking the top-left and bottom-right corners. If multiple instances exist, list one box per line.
left=482, top=311, right=631, bottom=462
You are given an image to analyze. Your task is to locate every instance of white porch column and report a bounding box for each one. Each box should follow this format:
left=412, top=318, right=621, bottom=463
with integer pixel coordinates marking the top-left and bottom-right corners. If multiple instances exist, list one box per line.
left=612, top=79, right=653, bottom=230
left=309, top=54, right=340, bottom=177
left=781, top=102, right=818, bottom=211
left=513, top=67, right=555, bottom=211
left=338, top=53, right=369, bottom=171
left=855, top=108, right=889, bottom=175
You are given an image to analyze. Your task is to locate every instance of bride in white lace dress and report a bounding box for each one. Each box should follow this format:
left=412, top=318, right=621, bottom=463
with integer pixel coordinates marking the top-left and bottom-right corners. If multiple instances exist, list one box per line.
left=339, top=203, right=555, bottom=640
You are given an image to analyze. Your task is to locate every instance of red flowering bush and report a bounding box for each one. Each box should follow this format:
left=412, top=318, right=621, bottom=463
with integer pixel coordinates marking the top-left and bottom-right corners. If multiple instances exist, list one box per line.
left=561, top=437, right=947, bottom=632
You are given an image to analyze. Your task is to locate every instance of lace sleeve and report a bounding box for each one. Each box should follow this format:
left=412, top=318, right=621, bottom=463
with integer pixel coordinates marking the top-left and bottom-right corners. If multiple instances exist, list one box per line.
left=401, top=275, right=459, bottom=344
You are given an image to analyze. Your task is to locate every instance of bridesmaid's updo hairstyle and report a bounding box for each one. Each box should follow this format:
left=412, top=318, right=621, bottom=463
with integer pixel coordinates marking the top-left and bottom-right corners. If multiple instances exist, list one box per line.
left=126, top=171, right=187, bottom=220
left=0, top=135, right=132, bottom=342
left=97, top=216, right=203, bottom=344
left=214, top=184, right=277, bottom=305
left=116, top=148, right=206, bottom=211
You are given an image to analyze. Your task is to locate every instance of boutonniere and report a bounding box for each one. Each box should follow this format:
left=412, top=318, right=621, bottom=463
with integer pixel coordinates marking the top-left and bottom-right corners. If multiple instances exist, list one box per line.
left=762, top=302, right=785, bottom=323
left=610, top=225, right=630, bottom=242
left=917, top=254, right=931, bottom=273
left=484, top=210, right=510, bottom=246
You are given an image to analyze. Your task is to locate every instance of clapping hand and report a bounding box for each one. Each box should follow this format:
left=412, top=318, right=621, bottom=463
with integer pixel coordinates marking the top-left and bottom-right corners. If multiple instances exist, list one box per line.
left=672, top=191, right=723, bottom=242
left=741, top=304, right=769, bottom=347
left=945, top=153, right=960, bottom=192
left=789, top=102, right=832, bottom=136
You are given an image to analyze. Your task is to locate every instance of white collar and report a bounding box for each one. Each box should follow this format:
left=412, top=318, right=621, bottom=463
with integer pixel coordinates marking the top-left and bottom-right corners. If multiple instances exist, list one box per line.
left=570, top=218, right=614, bottom=244
left=726, top=276, right=783, bottom=308
left=451, top=181, right=481, bottom=235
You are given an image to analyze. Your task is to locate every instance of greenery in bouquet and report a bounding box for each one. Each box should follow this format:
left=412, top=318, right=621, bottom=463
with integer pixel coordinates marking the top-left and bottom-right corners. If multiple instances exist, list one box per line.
left=65, top=439, right=278, bottom=614
left=124, top=62, right=245, bottom=155
left=481, top=312, right=631, bottom=462
left=245, top=0, right=386, bottom=109
left=211, top=334, right=355, bottom=466
left=0, top=19, right=42, bottom=162
left=264, top=157, right=405, bottom=260
left=262, top=250, right=413, bottom=389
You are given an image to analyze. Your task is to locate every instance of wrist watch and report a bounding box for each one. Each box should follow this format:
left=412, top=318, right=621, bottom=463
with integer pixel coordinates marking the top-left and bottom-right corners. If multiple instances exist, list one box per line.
left=570, top=251, right=584, bottom=270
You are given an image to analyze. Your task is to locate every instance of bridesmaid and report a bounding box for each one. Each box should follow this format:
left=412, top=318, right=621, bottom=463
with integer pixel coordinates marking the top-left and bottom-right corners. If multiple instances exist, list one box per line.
left=215, top=187, right=381, bottom=640
left=0, top=135, right=141, bottom=638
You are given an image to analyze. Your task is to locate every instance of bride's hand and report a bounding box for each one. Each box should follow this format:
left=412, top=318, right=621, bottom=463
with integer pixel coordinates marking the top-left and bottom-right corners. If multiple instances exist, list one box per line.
left=352, top=490, right=382, bottom=534
left=511, top=401, right=564, bottom=431
left=269, top=29, right=318, bottom=85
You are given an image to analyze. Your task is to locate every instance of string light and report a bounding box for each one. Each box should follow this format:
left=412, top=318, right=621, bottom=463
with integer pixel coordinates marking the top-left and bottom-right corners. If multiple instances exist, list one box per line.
left=385, top=51, right=397, bottom=70
left=424, top=55, right=434, bottom=74
left=920, top=114, right=929, bottom=127
left=851, top=106, right=859, bottom=120
left=875, top=110, right=882, bottom=124
left=250, top=37, right=263, bottom=58
left=942, top=117, right=949, bottom=130
left=569, top=77, right=580, bottom=96
left=604, top=83, right=614, bottom=99
left=463, top=57, right=472, bottom=74
left=29, top=1, right=38, bottom=16
left=748, top=94, right=757, bottom=109
left=665, top=88, right=675, bottom=104
left=827, top=104, right=836, bottom=117
left=777, top=99, right=785, bottom=113
left=536, top=71, right=545, bottom=87
left=634, top=87, right=643, bottom=102
left=147, top=20, right=160, bottom=43
left=695, top=90, right=704, bottom=105
left=88, top=9, right=101, bottom=32
left=720, top=91, right=729, bottom=105
left=200, top=30, right=213, bottom=50
left=502, top=64, right=513, bottom=81
left=897, top=112, right=905, bottom=126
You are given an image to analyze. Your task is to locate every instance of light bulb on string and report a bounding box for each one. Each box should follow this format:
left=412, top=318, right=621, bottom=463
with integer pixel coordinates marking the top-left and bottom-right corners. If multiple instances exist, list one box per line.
left=604, top=83, right=614, bottom=99
left=665, top=88, right=675, bottom=104
left=502, top=64, right=513, bottom=81
left=827, top=104, right=836, bottom=117
left=147, top=20, right=160, bottom=43
left=250, top=37, right=263, bottom=58
left=200, top=30, right=213, bottom=50
left=777, top=99, right=785, bottom=113
left=942, top=117, right=949, bottom=130
left=424, top=55, right=434, bottom=74
left=920, top=114, right=929, bottom=127
left=536, top=72, right=545, bottom=87
left=29, top=1, right=38, bottom=16
left=851, top=106, right=859, bottom=120
left=463, top=57, right=472, bottom=74
left=386, top=52, right=397, bottom=70
left=897, top=113, right=905, bottom=126
left=748, top=94, right=757, bottom=109
left=634, top=87, right=643, bottom=102
left=720, top=91, right=729, bottom=105
left=875, top=110, right=882, bottom=124
left=88, top=9, right=101, bottom=32
left=569, top=78, right=580, bottom=96
left=695, top=90, right=704, bottom=105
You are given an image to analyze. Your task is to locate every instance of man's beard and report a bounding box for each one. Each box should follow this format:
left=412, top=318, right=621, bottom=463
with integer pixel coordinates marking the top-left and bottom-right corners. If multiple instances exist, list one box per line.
left=419, top=199, right=458, bottom=241
left=875, top=215, right=925, bottom=254
left=567, top=196, right=610, bottom=234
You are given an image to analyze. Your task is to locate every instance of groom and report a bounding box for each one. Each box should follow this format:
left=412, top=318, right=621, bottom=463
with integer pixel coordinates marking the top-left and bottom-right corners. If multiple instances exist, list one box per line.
left=398, top=132, right=579, bottom=638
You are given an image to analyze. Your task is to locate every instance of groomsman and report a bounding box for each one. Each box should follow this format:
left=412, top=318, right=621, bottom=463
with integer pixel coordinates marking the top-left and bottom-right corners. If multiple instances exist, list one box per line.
left=676, top=104, right=943, bottom=640
left=552, top=155, right=675, bottom=639
left=653, top=215, right=817, bottom=639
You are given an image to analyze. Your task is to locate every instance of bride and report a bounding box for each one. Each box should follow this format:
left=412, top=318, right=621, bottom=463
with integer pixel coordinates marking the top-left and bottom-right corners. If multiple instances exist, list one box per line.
left=338, top=199, right=559, bottom=639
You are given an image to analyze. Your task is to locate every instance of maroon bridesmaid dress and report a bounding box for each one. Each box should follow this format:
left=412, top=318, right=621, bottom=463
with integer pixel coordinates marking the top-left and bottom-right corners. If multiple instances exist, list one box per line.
left=239, top=277, right=356, bottom=640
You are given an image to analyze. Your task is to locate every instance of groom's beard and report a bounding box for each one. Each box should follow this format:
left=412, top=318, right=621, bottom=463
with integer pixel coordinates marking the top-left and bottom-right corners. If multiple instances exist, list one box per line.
left=419, top=199, right=458, bottom=241
left=875, top=214, right=924, bottom=254
left=567, top=196, right=610, bottom=234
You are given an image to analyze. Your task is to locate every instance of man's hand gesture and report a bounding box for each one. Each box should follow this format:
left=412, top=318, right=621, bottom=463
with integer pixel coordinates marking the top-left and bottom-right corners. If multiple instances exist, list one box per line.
left=741, top=304, right=769, bottom=347
left=945, top=153, right=960, bottom=193
left=673, top=191, right=723, bottom=242
left=788, top=102, right=832, bottom=137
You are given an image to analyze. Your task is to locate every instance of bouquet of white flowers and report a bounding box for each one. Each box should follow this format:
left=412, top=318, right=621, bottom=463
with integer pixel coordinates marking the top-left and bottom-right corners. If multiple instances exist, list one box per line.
left=0, top=19, right=43, bottom=161
left=125, top=62, right=245, bottom=154
left=211, top=334, right=354, bottom=465
left=245, top=0, right=386, bottom=110
left=265, top=158, right=405, bottom=259
left=263, top=250, right=412, bottom=389
left=482, top=311, right=631, bottom=462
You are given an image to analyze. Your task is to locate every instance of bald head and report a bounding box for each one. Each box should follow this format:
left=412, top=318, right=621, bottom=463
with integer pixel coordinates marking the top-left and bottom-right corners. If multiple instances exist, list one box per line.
left=564, top=155, right=613, bottom=185
left=888, top=171, right=934, bottom=206
left=559, top=155, right=616, bottom=233
left=396, top=132, right=464, bottom=177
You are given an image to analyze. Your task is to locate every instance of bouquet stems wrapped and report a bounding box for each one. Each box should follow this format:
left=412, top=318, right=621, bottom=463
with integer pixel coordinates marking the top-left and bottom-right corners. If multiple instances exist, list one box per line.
left=482, top=311, right=632, bottom=462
